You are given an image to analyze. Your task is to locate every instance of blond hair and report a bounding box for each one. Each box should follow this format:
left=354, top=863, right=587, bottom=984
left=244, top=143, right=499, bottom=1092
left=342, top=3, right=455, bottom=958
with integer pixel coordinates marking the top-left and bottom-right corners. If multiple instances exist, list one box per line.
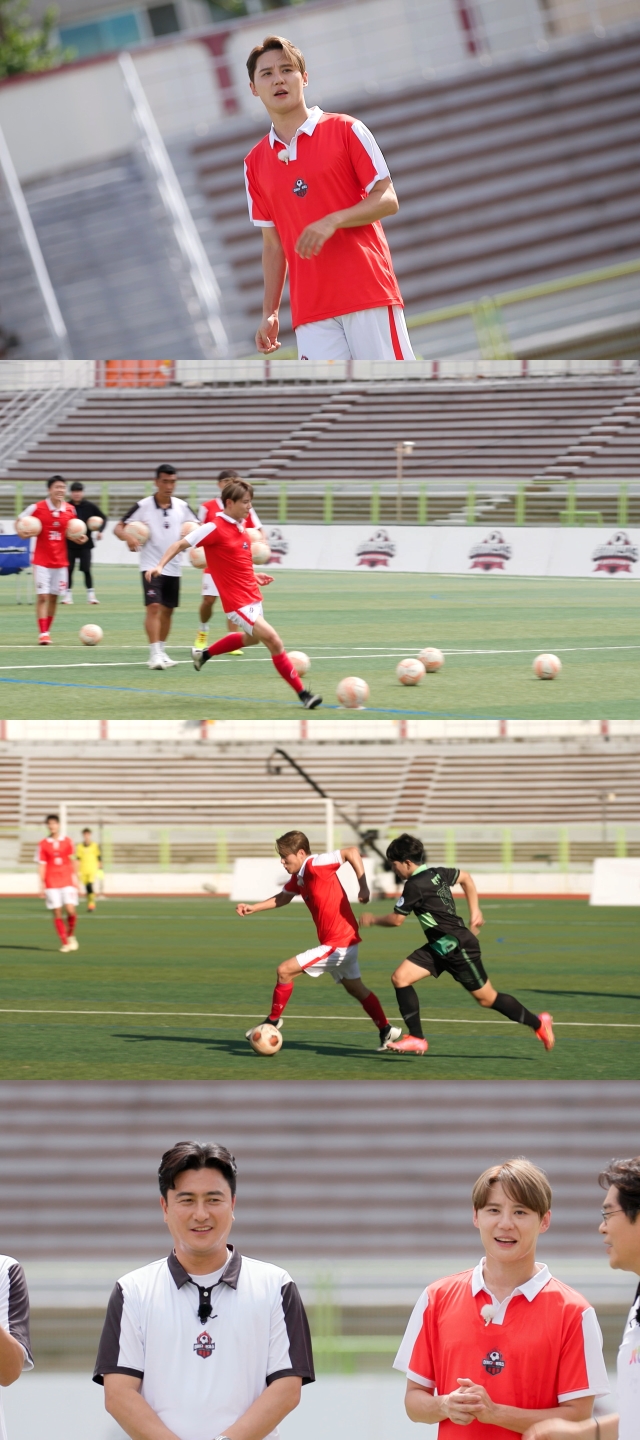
left=276, top=830, right=311, bottom=857
left=472, top=1158, right=552, bottom=1217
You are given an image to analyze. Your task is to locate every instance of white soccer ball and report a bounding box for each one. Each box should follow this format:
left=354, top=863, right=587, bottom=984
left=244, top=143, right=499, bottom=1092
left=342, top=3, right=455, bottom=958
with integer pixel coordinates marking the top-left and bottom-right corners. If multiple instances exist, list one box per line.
left=124, top=520, right=150, bottom=543
left=396, top=658, right=425, bottom=686
left=248, top=1023, right=283, bottom=1056
left=66, top=517, right=87, bottom=540
left=418, top=647, right=445, bottom=672
left=337, top=676, right=370, bottom=709
left=181, top=521, right=198, bottom=538
left=189, top=546, right=206, bottom=569
left=289, top=651, right=310, bottom=676
left=79, top=624, right=103, bottom=646
left=533, top=653, right=562, bottom=680
left=251, top=540, right=271, bottom=565
left=87, top=514, right=104, bottom=532
left=245, top=528, right=262, bottom=544
left=15, top=515, right=42, bottom=538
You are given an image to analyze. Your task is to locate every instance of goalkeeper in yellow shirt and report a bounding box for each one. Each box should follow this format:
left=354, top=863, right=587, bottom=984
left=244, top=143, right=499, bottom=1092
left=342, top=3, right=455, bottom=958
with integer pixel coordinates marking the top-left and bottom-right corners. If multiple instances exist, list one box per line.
left=76, top=827, right=101, bottom=912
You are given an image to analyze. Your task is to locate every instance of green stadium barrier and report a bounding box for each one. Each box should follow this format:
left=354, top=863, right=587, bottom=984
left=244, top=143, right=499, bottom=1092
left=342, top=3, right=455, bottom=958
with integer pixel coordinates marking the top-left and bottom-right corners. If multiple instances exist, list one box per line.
left=558, top=828, right=570, bottom=872
left=616, top=827, right=627, bottom=859
left=501, top=828, right=512, bottom=872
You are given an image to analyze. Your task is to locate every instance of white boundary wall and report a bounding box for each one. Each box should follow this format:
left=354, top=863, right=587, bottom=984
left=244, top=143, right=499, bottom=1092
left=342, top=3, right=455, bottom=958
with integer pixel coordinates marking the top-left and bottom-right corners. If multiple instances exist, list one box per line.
left=590, top=858, right=640, bottom=905
left=0, top=871, right=592, bottom=897
left=1, top=720, right=639, bottom=740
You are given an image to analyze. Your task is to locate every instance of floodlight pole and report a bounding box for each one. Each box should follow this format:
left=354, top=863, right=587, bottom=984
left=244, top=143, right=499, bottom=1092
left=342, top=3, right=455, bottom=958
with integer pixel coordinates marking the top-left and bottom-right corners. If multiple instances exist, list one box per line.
left=396, top=441, right=415, bottom=523
left=266, top=748, right=387, bottom=864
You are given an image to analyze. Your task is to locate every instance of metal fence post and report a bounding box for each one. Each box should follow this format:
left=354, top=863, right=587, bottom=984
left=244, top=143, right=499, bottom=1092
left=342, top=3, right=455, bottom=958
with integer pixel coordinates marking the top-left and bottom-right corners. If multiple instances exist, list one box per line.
left=563, top=481, right=576, bottom=525
left=418, top=484, right=427, bottom=524
left=101, top=482, right=109, bottom=516
left=370, top=484, right=380, bottom=524
left=501, top=827, right=512, bottom=871
left=617, top=484, right=628, bottom=527
left=324, top=485, right=333, bottom=524
left=467, top=482, right=476, bottom=526
left=615, top=827, right=627, bottom=858
left=558, top=827, right=569, bottom=872
left=278, top=483, right=288, bottom=524
left=14, top=483, right=22, bottom=517
left=515, top=483, right=525, bottom=526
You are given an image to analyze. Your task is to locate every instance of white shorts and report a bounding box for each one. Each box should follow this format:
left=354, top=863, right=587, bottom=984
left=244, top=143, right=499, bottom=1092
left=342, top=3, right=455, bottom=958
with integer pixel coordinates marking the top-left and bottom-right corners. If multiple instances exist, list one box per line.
left=201, top=573, right=220, bottom=599
left=44, top=886, right=78, bottom=910
left=226, top=602, right=263, bottom=636
left=296, top=943, right=361, bottom=982
left=34, top=565, right=68, bottom=596
left=296, top=306, right=415, bottom=361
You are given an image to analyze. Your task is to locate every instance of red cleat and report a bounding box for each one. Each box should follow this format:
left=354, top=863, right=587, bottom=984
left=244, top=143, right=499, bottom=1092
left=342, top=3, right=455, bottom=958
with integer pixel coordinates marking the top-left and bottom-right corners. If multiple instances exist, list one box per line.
left=535, top=1012, right=555, bottom=1051
left=38, top=633, right=51, bottom=645
left=385, top=1035, right=429, bottom=1055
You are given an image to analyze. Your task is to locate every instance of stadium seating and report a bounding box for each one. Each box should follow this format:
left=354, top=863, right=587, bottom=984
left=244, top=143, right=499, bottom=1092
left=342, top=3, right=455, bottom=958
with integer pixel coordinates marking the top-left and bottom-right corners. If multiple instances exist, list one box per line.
left=0, top=1080, right=636, bottom=1262
left=185, top=27, right=640, bottom=353
left=0, top=184, right=59, bottom=359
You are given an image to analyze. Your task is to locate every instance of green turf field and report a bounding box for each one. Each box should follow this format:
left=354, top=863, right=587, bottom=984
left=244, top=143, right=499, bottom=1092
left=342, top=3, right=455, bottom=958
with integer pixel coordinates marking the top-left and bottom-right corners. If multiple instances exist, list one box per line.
left=1, top=897, right=637, bottom=1079
left=0, top=566, right=637, bottom=718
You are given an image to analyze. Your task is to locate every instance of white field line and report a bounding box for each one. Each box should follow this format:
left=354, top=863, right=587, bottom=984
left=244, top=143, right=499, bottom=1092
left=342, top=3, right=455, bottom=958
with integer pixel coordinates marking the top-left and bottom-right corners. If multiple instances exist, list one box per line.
left=0, top=1008, right=637, bottom=1028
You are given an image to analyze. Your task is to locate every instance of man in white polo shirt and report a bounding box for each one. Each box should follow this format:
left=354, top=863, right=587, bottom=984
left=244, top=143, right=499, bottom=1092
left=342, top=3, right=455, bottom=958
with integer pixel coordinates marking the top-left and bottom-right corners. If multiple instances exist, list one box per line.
left=244, top=35, right=415, bottom=361
left=523, top=1155, right=640, bottom=1440
left=394, top=1157, right=609, bottom=1437
left=114, top=465, right=198, bottom=670
left=94, top=1141, right=314, bottom=1440
left=0, top=1252, right=33, bottom=1440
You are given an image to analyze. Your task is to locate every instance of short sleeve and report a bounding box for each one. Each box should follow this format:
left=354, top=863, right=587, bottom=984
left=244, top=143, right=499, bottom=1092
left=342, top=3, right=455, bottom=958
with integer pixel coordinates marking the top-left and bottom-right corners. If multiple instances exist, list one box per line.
left=121, top=502, right=142, bottom=524
left=346, top=119, right=391, bottom=194
left=6, top=1262, right=33, bottom=1368
left=249, top=506, right=262, bottom=528
left=266, top=1279, right=315, bottom=1386
left=93, top=1281, right=145, bottom=1384
left=37, top=841, right=46, bottom=862
left=443, top=868, right=460, bottom=887
left=244, top=157, right=275, bottom=227
left=557, top=1305, right=609, bottom=1401
left=283, top=876, right=298, bottom=894
left=184, top=522, right=216, bottom=549
left=197, top=503, right=208, bottom=523
left=393, top=1288, right=434, bottom=1388
left=20, top=504, right=37, bottom=518
left=310, top=851, right=342, bottom=870
left=394, top=879, right=416, bottom=915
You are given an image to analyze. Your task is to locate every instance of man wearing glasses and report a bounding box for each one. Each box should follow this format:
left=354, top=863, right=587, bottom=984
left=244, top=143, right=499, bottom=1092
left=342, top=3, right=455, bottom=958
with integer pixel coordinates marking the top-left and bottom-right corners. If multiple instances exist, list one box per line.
left=524, top=1156, right=640, bottom=1440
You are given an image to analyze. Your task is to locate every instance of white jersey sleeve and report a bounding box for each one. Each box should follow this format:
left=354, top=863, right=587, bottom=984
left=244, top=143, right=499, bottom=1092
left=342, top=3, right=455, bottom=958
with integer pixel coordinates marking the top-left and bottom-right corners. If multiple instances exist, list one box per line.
left=311, top=851, right=343, bottom=867
left=350, top=119, right=391, bottom=192
left=184, top=522, right=216, bottom=548
left=393, top=1288, right=433, bottom=1385
left=94, top=1278, right=145, bottom=1381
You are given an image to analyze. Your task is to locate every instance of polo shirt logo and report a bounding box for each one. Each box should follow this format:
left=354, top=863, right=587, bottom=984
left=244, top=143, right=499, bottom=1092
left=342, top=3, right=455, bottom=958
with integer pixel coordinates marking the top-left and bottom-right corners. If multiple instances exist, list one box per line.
left=292, top=178, right=308, bottom=196
left=193, top=1330, right=216, bottom=1357
left=482, top=1350, right=505, bottom=1376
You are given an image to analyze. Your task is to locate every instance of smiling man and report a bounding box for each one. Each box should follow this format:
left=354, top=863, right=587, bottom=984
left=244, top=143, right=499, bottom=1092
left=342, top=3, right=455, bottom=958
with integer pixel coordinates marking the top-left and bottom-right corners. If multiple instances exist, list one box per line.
left=94, top=1141, right=314, bottom=1440
left=394, top=1158, right=609, bottom=1437
left=244, top=35, right=414, bottom=361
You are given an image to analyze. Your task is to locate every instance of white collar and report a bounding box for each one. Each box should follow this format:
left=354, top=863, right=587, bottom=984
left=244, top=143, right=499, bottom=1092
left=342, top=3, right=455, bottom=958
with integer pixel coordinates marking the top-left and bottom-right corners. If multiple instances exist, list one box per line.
left=47, top=496, right=64, bottom=512
left=269, top=106, right=323, bottom=160
left=296, top=853, right=317, bottom=881
left=219, top=511, right=245, bottom=531
left=471, top=1258, right=551, bottom=1307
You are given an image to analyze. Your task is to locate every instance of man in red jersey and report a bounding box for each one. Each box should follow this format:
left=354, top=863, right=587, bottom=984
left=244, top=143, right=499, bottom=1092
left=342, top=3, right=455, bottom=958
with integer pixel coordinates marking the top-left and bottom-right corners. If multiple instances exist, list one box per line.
left=37, top=813, right=80, bottom=953
left=394, top=1158, right=609, bottom=1438
left=244, top=36, right=415, bottom=361
left=19, top=475, right=86, bottom=645
left=237, top=829, right=402, bottom=1051
left=148, top=479, right=322, bottom=710
left=193, top=468, right=268, bottom=653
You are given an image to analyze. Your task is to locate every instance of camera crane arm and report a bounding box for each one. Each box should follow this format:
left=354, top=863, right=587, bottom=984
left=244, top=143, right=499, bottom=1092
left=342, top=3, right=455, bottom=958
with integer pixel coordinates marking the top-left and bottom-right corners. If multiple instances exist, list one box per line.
left=266, top=747, right=388, bottom=866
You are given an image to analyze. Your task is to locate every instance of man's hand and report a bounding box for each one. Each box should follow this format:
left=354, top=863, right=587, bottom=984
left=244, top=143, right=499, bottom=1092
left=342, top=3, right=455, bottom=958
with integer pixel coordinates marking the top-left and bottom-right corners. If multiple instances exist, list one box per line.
left=523, top=1424, right=596, bottom=1440
left=255, top=573, right=274, bottom=587
left=360, top=912, right=376, bottom=927
left=295, top=214, right=337, bottom=258
left=256, top=315, right=281, bottom=353
left=469, top=909, right=485, bottom=935
left=450, top=1381, right=497, bottom=1425
left=236, top=904, right=255, bottom=917
left=144, top=567, right=162, bottom=581
left=358, top=882, right=370, bottom=904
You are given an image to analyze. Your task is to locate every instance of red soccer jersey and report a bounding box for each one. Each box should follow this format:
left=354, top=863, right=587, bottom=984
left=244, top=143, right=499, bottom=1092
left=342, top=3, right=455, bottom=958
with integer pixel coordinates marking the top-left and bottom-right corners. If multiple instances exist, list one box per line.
left=24, top=500, right=77, bottom=569
left=283, top=851, right=361, bottom=949
left=394, top=1265, right=609, bottom=1440
left=39, top=837, right=75, bottom=889
left=188, top=514, right=261, bottom=612
left=244, top=108, right=404, bottom=329
left=198, top=498, right=262, bottom=529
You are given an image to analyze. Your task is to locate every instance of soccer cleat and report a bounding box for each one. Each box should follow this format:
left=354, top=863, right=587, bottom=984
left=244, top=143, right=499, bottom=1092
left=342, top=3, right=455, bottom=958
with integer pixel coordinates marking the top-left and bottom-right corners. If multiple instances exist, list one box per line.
left=377, top=1024, right=403, bottom=1051
left=194, top=630, right=208, bottom=650
left=535, top=1012, right=555, bottom=1051
left=66, top=935, right=79, bottom=951
left=88, top=591, right=99, bottom=604
left=59, top=941, right=73, bottom=953
left=299, top=689, right=322, bottom=710
left=87, top=901, right=96, bottom=912
left=61, top=593, right=73, bottom=605
left=192, top=648, right=209, bottom=670
left=159, top=654, right=178, bottom=668
left=148, top=656, right=166, bottom=670
left=245, top=1017, right=283, bottom=1039
left=38, top=632, right=51, bottom=645
left=229, top=649, right=244, bottom=657
left=385, top=1035, right=429, bottom=1055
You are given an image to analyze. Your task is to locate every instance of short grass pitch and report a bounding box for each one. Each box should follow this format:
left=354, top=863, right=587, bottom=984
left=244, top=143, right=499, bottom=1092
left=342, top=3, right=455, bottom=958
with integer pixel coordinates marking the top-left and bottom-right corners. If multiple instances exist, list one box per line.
left=0, top=567, right=638, bottom=718
left=1, top=897, right=637, bottom=1079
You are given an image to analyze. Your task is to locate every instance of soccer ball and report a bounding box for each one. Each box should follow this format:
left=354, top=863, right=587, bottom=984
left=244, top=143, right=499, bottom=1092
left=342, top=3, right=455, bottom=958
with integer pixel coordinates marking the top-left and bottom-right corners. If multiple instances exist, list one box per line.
left=245, top=528, right=261, bottom=544
left=337, top=676, right=370, bottom=709
left=189, top=546, right=206, bottom=569
left=15, top=515, right=42, bottom=538
left=125, top=521, right=150, bottom=543
left=418, top=647, right=444, bottom=672
left=289, top=650, right=310, bottom=676
left=181, top=521, right=198, bottom=538
left=533, top=653, right=562, bottom=679
left=396, top=658, right=425, bottom=686
left=79, top=624, right=103, bottom=646
left=66, top=517, right=87, bottom=540
left=248, top=1023, right=283, bottom=1056
left=251, top=540, right=271, bottom=565
left=87, top=515, right=104, bottom=531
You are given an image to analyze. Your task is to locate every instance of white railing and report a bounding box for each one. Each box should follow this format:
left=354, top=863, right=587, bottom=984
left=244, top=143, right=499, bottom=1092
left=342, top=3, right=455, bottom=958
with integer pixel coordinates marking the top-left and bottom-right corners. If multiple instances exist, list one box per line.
left=119, top=51, right=230, bottom=359
left=0, top=122, right=71, bottom=359
left=0, top=388, right=88, bottom=475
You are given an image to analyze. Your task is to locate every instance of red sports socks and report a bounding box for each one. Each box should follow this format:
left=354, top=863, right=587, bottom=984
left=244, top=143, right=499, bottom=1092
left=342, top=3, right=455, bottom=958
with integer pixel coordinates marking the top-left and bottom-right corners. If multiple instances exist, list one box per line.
left=54, top=917, right=67, bottom=944
left=38, top=617, right=50, bottom=635
left=272, top=651, right=304, bottom=694
left=205, top=633, right=245, bottom=658
left=360, top=990, right=388, bottom=1030
left=268, top=981, right=294, bottom=1022
left=67, top=912, right=77, bottom=935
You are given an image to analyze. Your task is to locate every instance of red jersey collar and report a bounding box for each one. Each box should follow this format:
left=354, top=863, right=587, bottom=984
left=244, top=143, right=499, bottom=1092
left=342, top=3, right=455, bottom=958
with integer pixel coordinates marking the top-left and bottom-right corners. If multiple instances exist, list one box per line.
left=269, top=105, right=323, bottom=161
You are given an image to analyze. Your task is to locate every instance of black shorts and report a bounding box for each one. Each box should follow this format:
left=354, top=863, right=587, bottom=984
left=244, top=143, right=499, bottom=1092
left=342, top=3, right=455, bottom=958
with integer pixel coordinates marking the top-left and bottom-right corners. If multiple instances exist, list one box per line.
left=142, top=574, right=180, bottom=610
left=407, top=928, right=489, bottom=993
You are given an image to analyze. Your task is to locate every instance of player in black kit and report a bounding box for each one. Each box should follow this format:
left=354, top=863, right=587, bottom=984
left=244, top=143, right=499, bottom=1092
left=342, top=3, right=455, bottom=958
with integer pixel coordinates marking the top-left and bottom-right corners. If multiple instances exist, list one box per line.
left=361, top=833, right=555, bottom=1056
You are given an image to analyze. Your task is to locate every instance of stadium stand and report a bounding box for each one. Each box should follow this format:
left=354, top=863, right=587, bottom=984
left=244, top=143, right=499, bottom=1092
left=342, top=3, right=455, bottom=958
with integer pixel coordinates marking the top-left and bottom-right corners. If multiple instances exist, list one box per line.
left=2, top=376, right=639, bottom=524
left=0, top=182, right=60, bottom=359
left=184, top=27, right=640, bottom=356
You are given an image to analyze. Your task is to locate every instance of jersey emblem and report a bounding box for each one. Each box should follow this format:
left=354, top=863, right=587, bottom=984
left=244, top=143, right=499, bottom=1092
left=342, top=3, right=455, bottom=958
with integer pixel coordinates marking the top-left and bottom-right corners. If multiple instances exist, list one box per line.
left=482, top=1350, right=505, bottom=1376
left=292, top=178, right=308, bottom=196
left=430, top=873, right=440, bottom=885
left=193, top=1329, right=216, bottom=1357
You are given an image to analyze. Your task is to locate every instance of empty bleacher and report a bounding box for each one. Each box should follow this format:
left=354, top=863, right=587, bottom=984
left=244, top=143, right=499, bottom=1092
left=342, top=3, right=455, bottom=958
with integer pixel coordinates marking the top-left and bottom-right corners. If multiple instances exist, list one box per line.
left=186, top=27, right=640, bottom=354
